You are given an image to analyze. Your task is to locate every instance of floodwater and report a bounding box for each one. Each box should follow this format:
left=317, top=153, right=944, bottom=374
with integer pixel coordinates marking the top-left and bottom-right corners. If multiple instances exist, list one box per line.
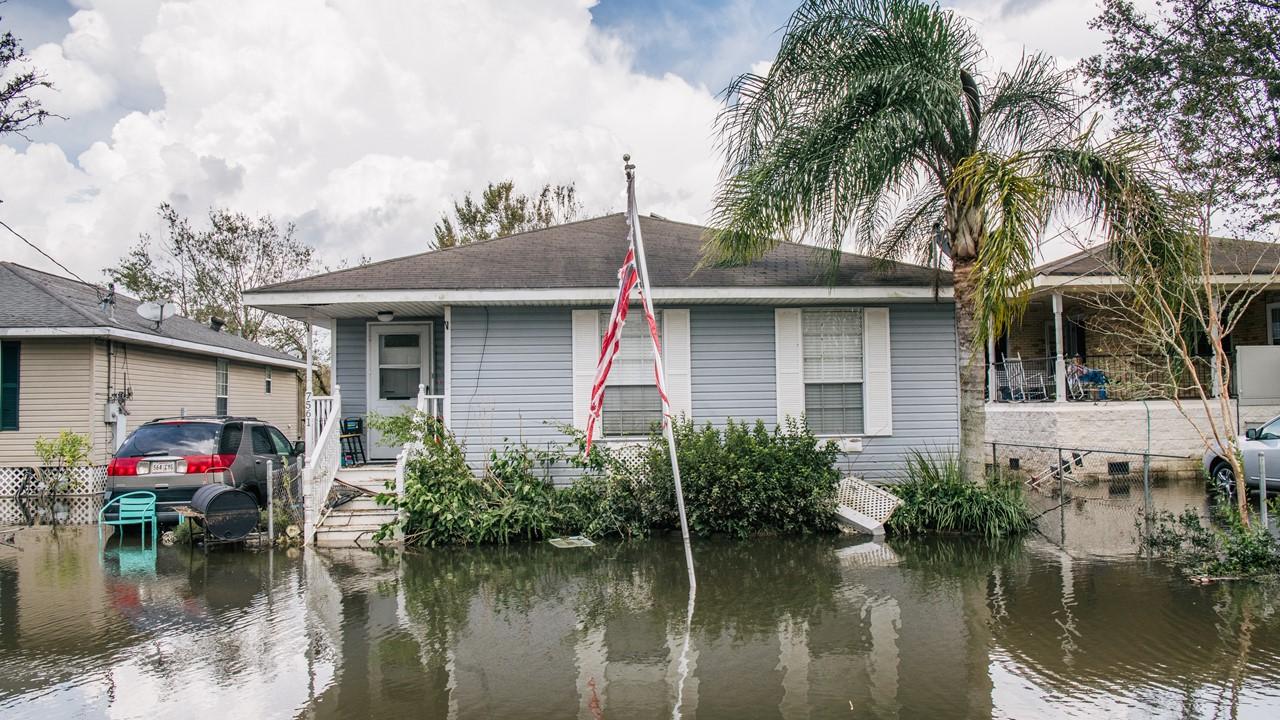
left=2, top=528, right=1279, bottom=719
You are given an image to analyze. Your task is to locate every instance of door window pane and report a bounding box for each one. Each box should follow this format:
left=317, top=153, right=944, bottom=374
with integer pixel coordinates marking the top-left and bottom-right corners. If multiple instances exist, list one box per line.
left=379, top=334, right=421, bottom=366
left=380, top=368, right=421, bottom=400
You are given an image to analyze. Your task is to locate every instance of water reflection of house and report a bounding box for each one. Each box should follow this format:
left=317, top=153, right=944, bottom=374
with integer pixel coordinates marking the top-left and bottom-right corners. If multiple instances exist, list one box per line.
left=303, top=540, right=998, bottom=718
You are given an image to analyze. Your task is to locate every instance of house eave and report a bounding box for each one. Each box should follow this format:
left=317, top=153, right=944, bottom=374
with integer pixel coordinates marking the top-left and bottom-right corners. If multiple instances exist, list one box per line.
left=243, top=285, right=956, bottom=319
left=0, top=326, right=306, bottom=369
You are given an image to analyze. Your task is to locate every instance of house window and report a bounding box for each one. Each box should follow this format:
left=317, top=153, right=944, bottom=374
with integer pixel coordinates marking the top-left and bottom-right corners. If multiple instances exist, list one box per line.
left=600, top=309, right=662, bottom=437
left=215, top=359, right=229, bottom=416
left=264, top=366, right=273, bottom=394
left=1269, top=303, right=1280, bottom=345
left=802, top=309, right=864, bottom=435
left=0, top=341, right=19, bottom=431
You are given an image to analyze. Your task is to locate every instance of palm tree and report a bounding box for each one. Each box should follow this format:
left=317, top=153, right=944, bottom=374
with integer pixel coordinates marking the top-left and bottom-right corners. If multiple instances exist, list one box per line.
left=704, top=0, right=1188, bottom=477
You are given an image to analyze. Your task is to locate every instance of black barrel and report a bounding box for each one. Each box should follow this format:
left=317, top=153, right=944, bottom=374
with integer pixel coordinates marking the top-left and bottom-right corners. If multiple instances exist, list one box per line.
left=190, top=484, right=259, bottom=541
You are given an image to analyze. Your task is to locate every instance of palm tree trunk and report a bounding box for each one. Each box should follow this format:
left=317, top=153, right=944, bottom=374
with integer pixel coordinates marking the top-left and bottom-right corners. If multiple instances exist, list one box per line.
left=952, top=259, right=988, bottom=482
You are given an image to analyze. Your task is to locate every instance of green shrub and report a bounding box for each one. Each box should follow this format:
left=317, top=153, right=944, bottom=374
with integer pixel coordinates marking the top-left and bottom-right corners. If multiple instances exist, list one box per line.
left=886, top=450, right=1032, bottom=538
left=372, top=410, right=841, bottom=546
left=646, top=418, right=840, bottom=538
left=370, top=411, right=563, bottom=546
left=1142, top=507, right=1280, bottom=578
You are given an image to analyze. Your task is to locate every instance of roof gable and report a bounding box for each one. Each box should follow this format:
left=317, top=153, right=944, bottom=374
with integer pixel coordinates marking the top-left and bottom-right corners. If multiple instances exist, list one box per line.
left=253, top=214, right=945, bottom=294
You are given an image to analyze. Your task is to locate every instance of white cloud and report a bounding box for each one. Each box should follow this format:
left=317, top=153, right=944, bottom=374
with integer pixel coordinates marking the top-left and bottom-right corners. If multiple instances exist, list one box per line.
left=0, top=0, right=723, bottom=280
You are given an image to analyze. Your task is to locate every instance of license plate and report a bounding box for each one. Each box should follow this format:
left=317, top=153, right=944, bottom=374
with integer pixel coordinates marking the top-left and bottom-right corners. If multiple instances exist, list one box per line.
left=150, top=461, right=176, bottom=474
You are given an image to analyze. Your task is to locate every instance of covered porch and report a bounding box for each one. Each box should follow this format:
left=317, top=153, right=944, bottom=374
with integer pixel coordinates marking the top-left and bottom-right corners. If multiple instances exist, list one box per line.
left=298, top=304, right=453, bottom=463
left=985, top=287, right=1279, bottom=404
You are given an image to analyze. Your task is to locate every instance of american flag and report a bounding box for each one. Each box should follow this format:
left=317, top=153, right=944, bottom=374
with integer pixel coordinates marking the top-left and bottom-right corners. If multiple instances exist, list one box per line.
left=584, top=206, right=669, bottom=454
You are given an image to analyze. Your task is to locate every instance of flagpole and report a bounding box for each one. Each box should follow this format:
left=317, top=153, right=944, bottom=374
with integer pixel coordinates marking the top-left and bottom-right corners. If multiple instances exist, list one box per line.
left=624, top=154, right=697, bottom=720
left=624, top=156, right=693, bottom=551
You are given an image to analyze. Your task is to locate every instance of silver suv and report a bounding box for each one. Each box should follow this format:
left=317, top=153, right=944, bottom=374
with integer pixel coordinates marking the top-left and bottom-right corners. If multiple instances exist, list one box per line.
left=1203, top=414, right=1280, bottom=499
left=105, top=416, right=301, bottom=523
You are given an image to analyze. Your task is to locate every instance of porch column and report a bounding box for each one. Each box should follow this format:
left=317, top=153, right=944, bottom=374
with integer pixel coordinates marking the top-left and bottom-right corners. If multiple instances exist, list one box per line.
left=986, top=324, right=997, bottom=403
left=1052, top=292, right=1067, bottom=402
left=305, top=319, right=315, bottom=450
left=328, top=319, right=338, bottom=392
left=443, top=305, right=452, bottom=428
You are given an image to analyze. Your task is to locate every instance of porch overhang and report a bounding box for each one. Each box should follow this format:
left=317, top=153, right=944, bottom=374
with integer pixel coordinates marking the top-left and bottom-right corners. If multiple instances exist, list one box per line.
left=243, top=285, right=956, bottom=321
left=1032, top=273, right=1278, bottom=293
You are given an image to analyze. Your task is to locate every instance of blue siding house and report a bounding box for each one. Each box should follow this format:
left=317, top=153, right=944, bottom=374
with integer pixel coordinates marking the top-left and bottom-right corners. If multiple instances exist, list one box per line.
left=246, top=214, right=957, bottom=483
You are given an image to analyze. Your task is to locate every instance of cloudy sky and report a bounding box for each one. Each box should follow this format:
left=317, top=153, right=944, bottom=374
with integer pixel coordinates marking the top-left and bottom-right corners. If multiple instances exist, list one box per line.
left=0, top=0, right=1146, bottom=283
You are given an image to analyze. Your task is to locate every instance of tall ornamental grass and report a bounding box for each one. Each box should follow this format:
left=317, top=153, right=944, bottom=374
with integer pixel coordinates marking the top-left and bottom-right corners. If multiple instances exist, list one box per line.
left=886, top=451, right=1032, bottom=538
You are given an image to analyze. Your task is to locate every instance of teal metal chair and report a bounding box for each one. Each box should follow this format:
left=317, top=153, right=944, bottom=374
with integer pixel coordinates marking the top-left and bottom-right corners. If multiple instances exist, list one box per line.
left=99, top=491, right=158, bottom=545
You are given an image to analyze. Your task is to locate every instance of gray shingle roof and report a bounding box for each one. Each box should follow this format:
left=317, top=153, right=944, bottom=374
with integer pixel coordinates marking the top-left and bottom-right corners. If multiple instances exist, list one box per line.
left=0, top=262, right=301, bottom=365
left=253, top=213, right=946, bottom=293
left=1039, top=237, right=1280, bottom=276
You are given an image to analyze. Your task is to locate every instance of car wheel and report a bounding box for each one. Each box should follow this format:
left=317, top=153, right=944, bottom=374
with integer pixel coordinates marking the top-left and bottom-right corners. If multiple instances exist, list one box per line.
left=1212, top=462, right=1236, bottom=500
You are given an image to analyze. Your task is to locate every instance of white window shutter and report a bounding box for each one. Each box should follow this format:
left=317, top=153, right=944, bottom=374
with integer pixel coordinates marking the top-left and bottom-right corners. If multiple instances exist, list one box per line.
left=863, top=307, right=893, bottom=436
left=775, top=308, right=805, bottom=425
left=663, top=309, right=692, bottom=419
left=571, top=310, right=599, bottom=433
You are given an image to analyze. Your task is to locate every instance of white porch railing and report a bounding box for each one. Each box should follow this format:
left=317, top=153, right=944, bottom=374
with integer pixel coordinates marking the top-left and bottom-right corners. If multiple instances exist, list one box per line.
left=303, top=385, right=342, bottom=543
left=394, top=385, right=442, bottom=502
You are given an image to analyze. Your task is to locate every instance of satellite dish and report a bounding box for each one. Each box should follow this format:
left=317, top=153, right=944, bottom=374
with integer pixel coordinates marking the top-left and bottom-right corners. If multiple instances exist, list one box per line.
left=137, top=300, right=178, bottom=326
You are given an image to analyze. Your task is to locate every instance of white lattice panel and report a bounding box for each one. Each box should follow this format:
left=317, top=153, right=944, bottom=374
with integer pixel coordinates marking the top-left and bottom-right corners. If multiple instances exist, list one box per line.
left=0, top=466, right=106, bottom=498
left=836, top=476, right=903, bottom=524
left=1, top=496, right=102, bottom=525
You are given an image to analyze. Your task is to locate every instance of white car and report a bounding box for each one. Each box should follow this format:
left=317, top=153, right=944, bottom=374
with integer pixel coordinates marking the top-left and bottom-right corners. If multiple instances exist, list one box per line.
left=1203, top=414, right=1280, bottom=498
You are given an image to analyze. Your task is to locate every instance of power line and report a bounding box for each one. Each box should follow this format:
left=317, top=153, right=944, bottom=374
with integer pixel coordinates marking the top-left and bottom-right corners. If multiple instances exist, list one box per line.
left=0, top=216, right=99, bottom=289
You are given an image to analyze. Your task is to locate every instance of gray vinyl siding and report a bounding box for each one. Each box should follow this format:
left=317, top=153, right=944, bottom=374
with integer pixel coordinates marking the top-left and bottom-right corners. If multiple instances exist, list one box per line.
left=334, top=317, right=444, bottom=424
left=336, top=303, right=957, bottom=485
left=335, top=319, right=367, bottom=422
left=449, top=307, right=576, bottom=483
left=846, top=303, right=959, bottom=481
left=690, top=306, right=776, bottom=427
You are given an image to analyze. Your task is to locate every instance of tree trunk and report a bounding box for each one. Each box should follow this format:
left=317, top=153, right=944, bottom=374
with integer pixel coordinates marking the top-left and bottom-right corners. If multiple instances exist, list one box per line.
left=952, top=259, right=988, bottom=482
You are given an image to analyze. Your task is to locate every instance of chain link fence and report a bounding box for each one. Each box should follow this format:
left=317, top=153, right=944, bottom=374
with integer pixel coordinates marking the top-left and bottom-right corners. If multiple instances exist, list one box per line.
left=261, top=460, right=304, bottom=543
left=989, top=442, right=1208, bottom=556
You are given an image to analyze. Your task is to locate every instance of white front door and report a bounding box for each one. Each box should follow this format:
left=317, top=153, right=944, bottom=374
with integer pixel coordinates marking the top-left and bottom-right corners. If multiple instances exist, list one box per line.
left=367, top=323, right=432, bottom=460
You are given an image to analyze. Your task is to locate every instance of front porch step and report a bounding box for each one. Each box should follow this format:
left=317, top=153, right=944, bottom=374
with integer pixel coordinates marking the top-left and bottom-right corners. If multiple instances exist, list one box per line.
left=334, top=465, right=397, bottom=491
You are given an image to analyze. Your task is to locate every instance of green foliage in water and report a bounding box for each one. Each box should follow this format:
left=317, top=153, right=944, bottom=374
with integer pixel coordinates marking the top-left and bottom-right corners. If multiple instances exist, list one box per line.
left=886, top=451, right=1033, bottom=538
left=1142, top=507, right=1280, bottom=579
left=370, top=411, right=840, bottom=546
left=369, top=412, right=562, bottom=546
left=562, top=417, right=840, bottom=540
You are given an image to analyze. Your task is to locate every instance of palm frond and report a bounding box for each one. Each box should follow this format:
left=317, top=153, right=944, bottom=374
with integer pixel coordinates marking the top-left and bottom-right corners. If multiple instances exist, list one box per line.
left=980, top=52, right=1078, bottom=153
left=706, top=0, right=982, bottom=266
left=950, top=151, right=1048, bottom=342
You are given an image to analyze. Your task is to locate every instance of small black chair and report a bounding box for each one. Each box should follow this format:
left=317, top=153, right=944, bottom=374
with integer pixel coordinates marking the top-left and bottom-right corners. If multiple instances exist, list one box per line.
left=340, top=417, right=366, bottom=466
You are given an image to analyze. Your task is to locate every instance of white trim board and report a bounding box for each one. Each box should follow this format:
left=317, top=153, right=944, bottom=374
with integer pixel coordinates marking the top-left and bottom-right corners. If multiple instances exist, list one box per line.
left=244, top=285, right=955, bottom=310
left=0, top=326, right=305, bottom=369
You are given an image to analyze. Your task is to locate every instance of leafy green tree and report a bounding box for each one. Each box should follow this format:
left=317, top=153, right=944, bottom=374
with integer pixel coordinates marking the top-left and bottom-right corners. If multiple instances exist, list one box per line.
left=703, top=0, right=1189, bottom=476
left=1084, top=0, right=1280, bottom=233
left=433, top=180, right=585, bottom=248
left=106, top=204, right=356, bottom=393
left=0, top=6, right=59, bottom=139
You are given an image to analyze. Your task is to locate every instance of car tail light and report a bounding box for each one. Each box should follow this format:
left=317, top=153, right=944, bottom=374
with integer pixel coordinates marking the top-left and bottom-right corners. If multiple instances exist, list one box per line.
left=107, top=457, right=140, bottom=476
left=183, top=454, right=236, bottom=474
